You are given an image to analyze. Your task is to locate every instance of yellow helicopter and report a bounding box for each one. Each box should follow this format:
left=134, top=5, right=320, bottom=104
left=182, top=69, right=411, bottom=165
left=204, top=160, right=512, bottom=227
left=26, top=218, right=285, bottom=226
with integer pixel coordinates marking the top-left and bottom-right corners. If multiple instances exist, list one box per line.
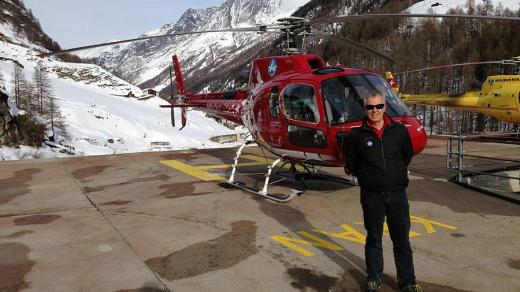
left=386, top=57, right=520, bottom=124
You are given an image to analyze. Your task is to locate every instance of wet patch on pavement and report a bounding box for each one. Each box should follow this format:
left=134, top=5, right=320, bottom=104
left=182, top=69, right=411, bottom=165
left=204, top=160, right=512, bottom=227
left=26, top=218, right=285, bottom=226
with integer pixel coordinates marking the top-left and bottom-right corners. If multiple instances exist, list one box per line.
left=287, top=267, right=338, bottom=291
left=333, top=270, right=471, bottom=292
left=100, top=200, right=133, bottom=206
left=72, top=165, right=112, bottom=181
left=0, top=169, right=42, bottom=206
left=117, top=286, right=166, bottom=292
left=507, top=258, right=520, bottom=270
left=145, top=220, right=257, bottom=281
left=82, top=175, right=170, bottom=193
left=417, top=281, right=471, bottom=292
left=157, top=182, right=213, bottom=199
left=0, top=242, right=36, bottom=291
left=332, top=269, right=367, bottom=291
left=13, top=214, right=61, bottom=226
left=160, top=151, right=209, bottom=164
left=0, top=230, right=34, bottom=239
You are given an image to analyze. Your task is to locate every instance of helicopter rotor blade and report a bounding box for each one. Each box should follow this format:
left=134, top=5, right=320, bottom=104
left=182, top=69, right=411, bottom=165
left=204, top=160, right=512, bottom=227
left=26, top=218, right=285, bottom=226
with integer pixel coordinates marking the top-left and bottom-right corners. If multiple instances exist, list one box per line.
left=37, top=26, right=275, bottom=57
left=38, top=13, right=520, bottom=58
left=394, top=60, right=515, bottom=75
left=309, top=13, right=520, bottom=26
left=312, top=32, right=396, bottom=66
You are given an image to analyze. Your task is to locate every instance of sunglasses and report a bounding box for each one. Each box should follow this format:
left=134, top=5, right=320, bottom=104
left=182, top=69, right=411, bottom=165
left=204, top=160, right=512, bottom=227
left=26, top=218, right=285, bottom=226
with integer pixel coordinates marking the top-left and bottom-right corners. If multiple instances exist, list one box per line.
left=365, top=103, right=385, bottom=110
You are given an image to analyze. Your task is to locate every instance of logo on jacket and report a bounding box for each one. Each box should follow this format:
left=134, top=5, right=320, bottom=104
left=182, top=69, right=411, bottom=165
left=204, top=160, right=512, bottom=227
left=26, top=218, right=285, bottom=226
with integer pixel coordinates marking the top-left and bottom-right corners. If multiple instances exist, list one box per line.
left=367, top=140, right=373, bottom=147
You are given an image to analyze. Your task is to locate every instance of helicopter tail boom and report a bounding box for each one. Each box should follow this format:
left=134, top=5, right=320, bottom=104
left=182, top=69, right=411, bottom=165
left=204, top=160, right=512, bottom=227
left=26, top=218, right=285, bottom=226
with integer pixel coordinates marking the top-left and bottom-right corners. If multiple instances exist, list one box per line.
left=162, top=54, right=248, bottom=126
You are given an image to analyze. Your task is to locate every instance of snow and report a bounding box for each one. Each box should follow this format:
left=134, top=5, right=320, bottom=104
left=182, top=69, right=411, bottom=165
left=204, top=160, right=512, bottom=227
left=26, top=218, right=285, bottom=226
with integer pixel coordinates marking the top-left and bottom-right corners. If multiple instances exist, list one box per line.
left=0, top=29, right=240, bottom=161
left=407, top=0, right=519, bottom=14
left=0, top=145, right=69, bottom=160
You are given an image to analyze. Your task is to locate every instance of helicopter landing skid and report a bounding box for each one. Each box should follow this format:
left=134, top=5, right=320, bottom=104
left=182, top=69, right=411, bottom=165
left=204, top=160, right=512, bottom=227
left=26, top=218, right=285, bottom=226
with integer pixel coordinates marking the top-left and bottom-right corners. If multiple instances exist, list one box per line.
left=218, top=180, right=301, bottom=203
left=220, top=144, right=302, bottom=203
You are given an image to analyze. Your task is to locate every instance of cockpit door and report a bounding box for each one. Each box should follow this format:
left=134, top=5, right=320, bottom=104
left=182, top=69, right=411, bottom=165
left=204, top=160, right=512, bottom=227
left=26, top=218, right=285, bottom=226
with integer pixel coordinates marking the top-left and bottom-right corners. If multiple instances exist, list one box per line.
left=280, top=83, right=327, bottom=150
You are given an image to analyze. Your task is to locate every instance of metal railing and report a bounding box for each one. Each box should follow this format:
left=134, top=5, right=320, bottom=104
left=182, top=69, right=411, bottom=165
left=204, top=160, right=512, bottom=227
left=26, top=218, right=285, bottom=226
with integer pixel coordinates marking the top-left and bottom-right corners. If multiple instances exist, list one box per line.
left=446, top=133, right=520, bottom=202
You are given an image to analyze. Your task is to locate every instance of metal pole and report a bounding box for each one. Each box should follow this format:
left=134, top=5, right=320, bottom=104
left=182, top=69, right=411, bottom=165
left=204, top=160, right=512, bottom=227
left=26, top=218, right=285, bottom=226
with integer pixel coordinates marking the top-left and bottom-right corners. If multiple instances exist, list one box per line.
left=446, top=138, right=452, bottom=169
left=457, top=134, right=464, bottom=182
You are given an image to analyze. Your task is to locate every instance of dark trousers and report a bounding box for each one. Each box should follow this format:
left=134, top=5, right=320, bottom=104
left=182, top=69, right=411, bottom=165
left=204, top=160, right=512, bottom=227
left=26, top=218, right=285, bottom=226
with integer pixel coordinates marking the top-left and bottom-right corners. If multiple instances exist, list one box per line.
left=361, top=189, right=416, bottom=288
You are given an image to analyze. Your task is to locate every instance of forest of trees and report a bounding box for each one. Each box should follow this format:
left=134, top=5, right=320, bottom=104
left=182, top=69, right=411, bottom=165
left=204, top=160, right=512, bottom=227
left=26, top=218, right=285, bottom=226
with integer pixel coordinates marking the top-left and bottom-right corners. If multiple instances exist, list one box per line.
left=10, top=62, right=67, bottom=143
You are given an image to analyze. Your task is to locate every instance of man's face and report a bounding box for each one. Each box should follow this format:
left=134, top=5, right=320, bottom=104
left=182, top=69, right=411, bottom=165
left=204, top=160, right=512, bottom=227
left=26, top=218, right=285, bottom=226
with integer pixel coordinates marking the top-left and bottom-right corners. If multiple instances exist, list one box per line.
left=364, top=95, right=386, bottom=124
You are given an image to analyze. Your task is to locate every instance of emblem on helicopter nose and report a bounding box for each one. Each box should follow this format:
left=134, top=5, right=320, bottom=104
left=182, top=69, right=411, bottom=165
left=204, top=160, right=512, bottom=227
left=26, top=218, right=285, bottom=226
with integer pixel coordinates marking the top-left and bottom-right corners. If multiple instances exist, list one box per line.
left=268, top=59, right=277, bottom=77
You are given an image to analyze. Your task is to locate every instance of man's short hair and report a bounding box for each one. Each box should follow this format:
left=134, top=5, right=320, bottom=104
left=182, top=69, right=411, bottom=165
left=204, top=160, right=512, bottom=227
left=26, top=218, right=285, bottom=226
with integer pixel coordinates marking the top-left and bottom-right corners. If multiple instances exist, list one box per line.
left=363, top=90, right=386, bottom=105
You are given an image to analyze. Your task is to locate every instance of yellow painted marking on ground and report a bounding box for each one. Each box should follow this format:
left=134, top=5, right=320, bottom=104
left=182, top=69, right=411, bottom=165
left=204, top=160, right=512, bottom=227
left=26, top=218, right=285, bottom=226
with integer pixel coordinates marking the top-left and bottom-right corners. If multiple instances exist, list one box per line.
left=313, top=223, right=366, bottom=244
left=160, top=160, right=225, bottom=181
left=162, top=154, right=306, bottom=181
left=200, top=162, right=264, bottom=170
left=198, top=155, right=268, bottom=170
left=271, top=231, right=344, bottom=257
left=353, top=222, right=422, bottom=238
left=271, top=216, right=457, bottom=256
left=199, top=154, right=305, bottom=171
left=410, top=215, right=457, bottom=233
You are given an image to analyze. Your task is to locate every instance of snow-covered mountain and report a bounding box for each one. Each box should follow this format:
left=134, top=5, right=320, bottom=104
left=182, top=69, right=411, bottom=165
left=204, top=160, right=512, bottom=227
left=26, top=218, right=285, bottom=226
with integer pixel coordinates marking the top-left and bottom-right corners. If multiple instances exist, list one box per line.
left=0, top=0, right=239, bottom=160
left=78, top=0, right=311, bottom=94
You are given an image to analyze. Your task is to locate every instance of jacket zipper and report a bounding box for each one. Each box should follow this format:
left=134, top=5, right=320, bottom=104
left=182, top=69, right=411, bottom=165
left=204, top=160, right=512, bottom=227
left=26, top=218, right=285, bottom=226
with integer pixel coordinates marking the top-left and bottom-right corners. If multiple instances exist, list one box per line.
left=380, top=134, right=387, bottom=172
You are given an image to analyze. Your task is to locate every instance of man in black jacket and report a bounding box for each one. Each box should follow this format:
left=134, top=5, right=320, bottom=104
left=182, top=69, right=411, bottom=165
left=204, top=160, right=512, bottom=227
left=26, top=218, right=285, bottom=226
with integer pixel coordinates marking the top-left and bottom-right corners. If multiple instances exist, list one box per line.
left=345, top=91, right=422, bottom=292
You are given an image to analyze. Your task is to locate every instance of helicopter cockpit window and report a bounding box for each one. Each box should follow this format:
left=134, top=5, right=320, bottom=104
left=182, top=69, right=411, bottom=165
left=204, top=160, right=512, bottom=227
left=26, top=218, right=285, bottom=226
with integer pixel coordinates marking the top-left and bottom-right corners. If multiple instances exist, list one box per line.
left=322, top=77, right=364, bottom=125
left=270, top=87, right=280, bottom=117
left=321, top=74, right=411, bottom=125
left=282, top=85, right=319, bottom=123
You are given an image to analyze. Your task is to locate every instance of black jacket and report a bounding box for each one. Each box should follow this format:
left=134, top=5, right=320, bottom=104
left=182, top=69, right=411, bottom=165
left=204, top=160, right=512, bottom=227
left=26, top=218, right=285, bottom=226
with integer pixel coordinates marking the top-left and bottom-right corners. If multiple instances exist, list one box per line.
left=345, top=115, right=413, bottom=192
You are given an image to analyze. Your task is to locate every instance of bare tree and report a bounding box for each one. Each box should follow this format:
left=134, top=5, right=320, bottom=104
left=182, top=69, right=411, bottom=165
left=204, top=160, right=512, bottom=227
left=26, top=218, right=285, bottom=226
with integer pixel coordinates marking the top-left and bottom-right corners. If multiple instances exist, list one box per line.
left=12, top=64, right=23, bottom=104
left=0, top=71, right=4, bottom=89
left=44, top=91, right=67, bottom=141
left=22, top=81, right=35, bottom=121
left=33, top=61, right=52, bottom=114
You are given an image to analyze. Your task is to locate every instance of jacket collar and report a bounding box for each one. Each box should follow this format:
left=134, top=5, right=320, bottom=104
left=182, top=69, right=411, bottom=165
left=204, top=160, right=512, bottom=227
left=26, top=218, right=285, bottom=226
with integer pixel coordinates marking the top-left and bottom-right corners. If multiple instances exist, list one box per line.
left=361, top=113, right=395, bottom=132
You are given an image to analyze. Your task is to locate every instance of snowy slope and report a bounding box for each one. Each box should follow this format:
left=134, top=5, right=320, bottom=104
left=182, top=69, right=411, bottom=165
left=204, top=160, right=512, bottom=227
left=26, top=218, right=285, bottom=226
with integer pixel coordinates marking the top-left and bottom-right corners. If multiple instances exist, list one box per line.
left=0, top=13, right=238, bottom=160
left=78, top=0, right=311, bottom=92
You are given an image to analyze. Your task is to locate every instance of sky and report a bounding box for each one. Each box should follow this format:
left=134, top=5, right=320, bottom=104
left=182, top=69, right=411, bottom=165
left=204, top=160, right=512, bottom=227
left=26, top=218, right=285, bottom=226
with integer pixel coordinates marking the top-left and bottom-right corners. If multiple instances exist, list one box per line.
left=24, top=0, right=222, bottom=49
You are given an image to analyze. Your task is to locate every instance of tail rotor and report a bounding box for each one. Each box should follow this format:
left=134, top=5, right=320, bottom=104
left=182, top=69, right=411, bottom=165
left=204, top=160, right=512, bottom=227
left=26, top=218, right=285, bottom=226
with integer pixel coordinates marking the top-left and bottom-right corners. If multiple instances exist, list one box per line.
left=169, top=66, right=176, bottom=127
left=167, top=55, right=189, bottom=129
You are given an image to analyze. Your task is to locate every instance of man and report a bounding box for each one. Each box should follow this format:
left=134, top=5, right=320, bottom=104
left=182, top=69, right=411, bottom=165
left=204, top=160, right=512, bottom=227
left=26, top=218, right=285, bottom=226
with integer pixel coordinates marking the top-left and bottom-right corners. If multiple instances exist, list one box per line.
left=345, top=91, right=423, bottom=292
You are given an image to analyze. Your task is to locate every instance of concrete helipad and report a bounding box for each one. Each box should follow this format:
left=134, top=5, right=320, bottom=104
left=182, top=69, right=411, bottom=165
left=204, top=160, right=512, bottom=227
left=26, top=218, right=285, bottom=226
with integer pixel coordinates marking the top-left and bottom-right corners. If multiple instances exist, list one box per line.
left=0, top=138, right=519, bottom=292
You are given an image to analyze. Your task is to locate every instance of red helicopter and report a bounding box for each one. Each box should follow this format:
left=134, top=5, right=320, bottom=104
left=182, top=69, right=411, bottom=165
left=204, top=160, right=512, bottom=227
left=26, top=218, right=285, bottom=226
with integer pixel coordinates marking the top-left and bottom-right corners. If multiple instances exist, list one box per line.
left=164, top=52, right=426, bottom=201
left=40, top=13, right=520, bottom=202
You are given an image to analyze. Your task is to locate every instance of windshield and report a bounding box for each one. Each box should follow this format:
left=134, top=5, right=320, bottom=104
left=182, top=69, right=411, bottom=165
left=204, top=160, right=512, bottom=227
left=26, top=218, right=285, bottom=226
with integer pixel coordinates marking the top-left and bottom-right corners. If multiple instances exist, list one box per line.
left=321, top=74, right=411, bottom=125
